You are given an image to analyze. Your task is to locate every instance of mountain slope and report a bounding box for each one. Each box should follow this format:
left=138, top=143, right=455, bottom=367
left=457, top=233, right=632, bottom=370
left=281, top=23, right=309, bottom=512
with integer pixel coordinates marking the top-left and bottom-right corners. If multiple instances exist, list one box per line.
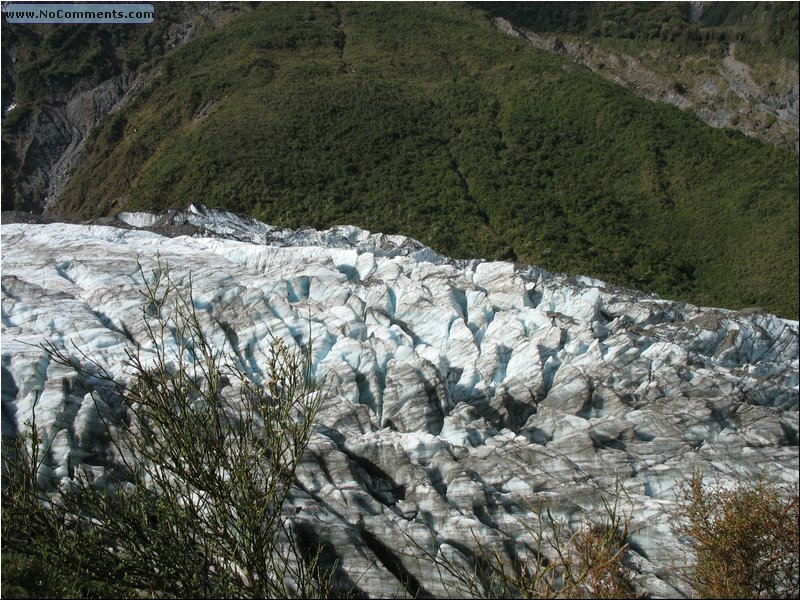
left=479, top=1, right=799, bottom=150
left=0, top=2, right=252, bottom=211
left=3, top=2, right=798, bottom=318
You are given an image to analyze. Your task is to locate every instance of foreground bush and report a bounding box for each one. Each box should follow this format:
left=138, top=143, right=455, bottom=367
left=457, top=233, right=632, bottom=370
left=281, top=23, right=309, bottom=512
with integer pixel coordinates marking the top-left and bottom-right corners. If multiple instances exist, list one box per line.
left=674, top=470, right=800, bottom=599
left=1, top=263, right=326, bottom=598
left=422, top=482, right=637, bottom=599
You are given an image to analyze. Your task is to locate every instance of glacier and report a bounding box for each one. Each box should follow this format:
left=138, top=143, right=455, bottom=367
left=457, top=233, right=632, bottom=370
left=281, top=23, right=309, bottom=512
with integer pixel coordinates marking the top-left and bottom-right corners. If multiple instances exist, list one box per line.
left=1, top=204, right=798, bottom=598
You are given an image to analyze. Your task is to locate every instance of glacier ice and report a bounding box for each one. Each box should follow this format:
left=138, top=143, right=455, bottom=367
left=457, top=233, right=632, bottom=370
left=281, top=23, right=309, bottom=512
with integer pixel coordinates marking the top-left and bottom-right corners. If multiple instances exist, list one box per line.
left=1, top=205, right=798, bottom=598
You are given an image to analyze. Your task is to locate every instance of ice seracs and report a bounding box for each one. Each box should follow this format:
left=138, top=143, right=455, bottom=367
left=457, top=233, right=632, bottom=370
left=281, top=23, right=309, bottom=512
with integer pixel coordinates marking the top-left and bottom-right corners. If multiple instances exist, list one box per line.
left=2, top=205, right=798, bottom=598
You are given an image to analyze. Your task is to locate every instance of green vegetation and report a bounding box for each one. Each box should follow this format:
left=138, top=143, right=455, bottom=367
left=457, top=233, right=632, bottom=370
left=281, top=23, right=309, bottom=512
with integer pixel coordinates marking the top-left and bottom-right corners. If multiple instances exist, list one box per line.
left=475, top=2, right=799, bottom=153
left=1, top=264, right=327, bottom=598
left=0, top=3, right=247, bottom=110
left=5, top=23, right=160, bottom=108
left=475, top=2, right=799, bottom=63
left=4, top=2, right=797, bottom=318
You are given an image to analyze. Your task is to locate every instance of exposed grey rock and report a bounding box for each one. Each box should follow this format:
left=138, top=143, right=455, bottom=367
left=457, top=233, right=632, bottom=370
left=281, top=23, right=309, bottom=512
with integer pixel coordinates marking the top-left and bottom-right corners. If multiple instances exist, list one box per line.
left=2, top=4, right=253, bottom=213
left=5, top=71, right=147, bottom=212
left=492, top=17, right=800, bottom=151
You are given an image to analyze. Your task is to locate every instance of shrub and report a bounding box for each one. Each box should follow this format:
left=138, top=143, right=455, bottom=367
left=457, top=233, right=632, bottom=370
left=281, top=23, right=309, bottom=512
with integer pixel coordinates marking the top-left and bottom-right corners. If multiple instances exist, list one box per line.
left=1, top=262, right=328, bottom=598
left=674, top=470, right=800, bottom=599
left=423, top=482, right=637, bottom=599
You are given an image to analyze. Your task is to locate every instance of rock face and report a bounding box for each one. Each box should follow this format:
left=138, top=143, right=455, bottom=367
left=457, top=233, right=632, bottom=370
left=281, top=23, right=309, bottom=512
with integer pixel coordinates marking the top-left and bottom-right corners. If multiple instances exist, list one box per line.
left=492, top=17, right=800, bottom=151
left=5, top=72, right=147, bottom=211
left=1, top=4, right=251, bottom=213
left=2, top=206, right=798, bottom=598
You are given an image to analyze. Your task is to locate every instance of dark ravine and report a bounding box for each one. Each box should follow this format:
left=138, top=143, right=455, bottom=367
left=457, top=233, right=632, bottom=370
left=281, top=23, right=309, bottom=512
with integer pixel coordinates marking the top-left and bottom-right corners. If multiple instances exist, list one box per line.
left=1, top=2, right=253, bottom=213
left=6, top=71, right=148, bottom=211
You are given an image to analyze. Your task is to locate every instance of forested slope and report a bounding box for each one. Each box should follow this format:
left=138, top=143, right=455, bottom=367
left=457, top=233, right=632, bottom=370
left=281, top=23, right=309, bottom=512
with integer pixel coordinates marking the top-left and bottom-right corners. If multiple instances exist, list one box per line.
left=4, top=3, right=797, bottom=317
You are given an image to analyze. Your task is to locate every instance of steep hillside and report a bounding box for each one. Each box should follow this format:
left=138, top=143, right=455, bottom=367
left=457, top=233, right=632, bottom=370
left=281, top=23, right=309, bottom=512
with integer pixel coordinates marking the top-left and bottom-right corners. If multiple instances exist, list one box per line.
left=479, top=2, right=799, bottom=150
left=1, top=2, right=252, bottom=211
left=2, top=2, right=798, bottom=318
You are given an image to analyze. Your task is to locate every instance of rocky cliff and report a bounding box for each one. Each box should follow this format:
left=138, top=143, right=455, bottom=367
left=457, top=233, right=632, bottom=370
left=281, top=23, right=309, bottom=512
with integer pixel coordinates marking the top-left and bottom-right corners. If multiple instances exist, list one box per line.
left=0, top=2, right=251, bottom=212
left=2, top=71, right=147, bottom=211
left=491, top=15, right=799, bottom=151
